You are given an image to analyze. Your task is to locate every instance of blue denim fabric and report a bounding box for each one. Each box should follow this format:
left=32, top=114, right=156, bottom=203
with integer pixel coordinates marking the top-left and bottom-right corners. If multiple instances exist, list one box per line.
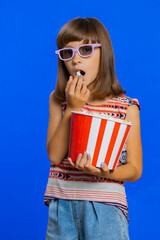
left=46, top=199, right=130, bottom=240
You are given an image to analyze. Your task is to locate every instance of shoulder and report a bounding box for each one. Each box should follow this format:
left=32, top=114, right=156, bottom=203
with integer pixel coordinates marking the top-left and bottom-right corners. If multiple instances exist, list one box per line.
left=116, top=94, right=141, bottom=111
left=49, top=90, right=67, bottom=106
left=49, top=90, right=63, bottom=105
left=49, top=90, right=58, bottom=103
left=122, top=94, right=141, bottom=123
left=49, top=90, right=55, bottom=103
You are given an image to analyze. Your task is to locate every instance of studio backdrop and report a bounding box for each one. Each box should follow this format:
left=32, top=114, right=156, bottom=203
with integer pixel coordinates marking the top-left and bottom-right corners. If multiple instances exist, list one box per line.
left=0, top=0, right=160, bottom=239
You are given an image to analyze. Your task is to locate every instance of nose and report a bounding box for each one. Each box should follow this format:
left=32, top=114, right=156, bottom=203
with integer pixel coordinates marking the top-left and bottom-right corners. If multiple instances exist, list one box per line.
left=72, top=51, right=82, bottom=64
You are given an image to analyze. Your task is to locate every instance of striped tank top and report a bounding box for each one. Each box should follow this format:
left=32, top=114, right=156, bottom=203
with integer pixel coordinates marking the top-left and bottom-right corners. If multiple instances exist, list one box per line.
left=44, top=94, right=140, bottom=220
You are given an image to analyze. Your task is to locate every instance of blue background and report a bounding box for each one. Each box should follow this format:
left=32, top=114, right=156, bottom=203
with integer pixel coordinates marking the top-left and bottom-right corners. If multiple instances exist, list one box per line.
left=1, top=0, right=160, bottom=239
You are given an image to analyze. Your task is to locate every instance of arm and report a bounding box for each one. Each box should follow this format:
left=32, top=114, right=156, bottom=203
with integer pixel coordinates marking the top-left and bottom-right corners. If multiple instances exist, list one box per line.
left=46, top=91, right=72, bottom=164
left=47, top=76, right=90, bottom=165
left=68, top=104, right=143, bottom=182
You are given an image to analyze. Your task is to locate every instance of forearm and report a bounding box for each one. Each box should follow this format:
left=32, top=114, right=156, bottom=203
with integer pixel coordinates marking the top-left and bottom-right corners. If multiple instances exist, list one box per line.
left=47, top=108, right=72, bottom=165
left=99, top=162, right=142, bottom=182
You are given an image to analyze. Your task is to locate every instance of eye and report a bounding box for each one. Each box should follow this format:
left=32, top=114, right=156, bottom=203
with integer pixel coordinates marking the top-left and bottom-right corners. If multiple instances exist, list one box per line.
left=80, top=46, right=92, bottom=55
left=84, top=47, right=91, bottom=52
left=64, top=50, right=72, bottom=55
left=60, top=49, right=73, bottom=59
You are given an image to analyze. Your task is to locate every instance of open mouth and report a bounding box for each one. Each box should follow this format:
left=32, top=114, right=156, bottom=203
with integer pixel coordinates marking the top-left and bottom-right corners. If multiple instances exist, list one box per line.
left=76, top=70, right=85, bottom=77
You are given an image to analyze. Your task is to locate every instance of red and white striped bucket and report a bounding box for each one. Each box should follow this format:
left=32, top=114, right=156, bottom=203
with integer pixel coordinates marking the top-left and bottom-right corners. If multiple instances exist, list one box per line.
left=68, top=111, right=132, bottom=170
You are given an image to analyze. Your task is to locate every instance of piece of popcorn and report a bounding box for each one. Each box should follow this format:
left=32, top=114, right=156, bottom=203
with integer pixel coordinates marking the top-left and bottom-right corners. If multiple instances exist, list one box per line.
left=76, top=70, right=82, bottom=77
left=73, top=111, right=132, bottom=125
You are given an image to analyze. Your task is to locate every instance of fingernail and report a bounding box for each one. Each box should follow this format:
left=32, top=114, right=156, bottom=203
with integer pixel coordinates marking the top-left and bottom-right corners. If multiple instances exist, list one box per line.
left=78, top=153, right=82, bottom=157
left=87, top=154, right=90, bottom=158
left=83, top=152, right=86, bottom=155
left=101, top=162, right=106, bottom=167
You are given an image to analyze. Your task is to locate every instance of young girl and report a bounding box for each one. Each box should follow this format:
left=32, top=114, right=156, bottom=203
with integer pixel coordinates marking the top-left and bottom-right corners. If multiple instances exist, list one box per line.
left=44, top=17, right=142, bottom=240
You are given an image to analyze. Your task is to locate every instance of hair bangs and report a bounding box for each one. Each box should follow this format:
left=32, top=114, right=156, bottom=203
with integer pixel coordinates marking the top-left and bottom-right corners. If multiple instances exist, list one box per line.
left=56, top=18, right=99, bottom=49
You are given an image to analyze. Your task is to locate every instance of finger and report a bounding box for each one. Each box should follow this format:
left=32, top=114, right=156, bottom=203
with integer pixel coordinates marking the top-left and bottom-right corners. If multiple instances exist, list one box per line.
left=81, top=83, right=87, bottom=95
left=84, top=154, right=100, bottom=174
left=69, top=76, right=78, bottom=94
left=84, top=153, right=92, bottom=167
left=65, top=76, right=73, bottom=93
left=75, top=77, right=83, bottom=94
left=75, top=153, right=83, bottom=168
left=68, top=157, right=76, bottom=168
left=101, top=162, right=110, bottom=173
left=78, top=152, right=87, bottom=169
left=84, top=89, right=90, bottom=100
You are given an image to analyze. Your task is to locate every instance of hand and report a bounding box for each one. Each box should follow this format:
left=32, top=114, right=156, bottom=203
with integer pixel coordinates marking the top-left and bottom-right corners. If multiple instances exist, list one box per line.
left=65, top=75, right=90, bottom=111
left=68, top=152, right=110, bottom=178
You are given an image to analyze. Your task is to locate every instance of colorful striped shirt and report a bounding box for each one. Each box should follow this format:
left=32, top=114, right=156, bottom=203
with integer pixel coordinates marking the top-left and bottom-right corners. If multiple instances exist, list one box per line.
left=44, top=94, right=140, bottom=220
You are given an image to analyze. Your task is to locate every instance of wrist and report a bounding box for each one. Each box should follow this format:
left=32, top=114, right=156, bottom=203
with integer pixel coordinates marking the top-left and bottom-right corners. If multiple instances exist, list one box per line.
left=66, top=106, right=82, bottom=113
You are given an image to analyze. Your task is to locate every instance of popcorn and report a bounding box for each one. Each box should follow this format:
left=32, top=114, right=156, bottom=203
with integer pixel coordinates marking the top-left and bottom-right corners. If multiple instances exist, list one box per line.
left=88, top=112, right=131, bottom=125
left=76, top=70, right=82, bottom=77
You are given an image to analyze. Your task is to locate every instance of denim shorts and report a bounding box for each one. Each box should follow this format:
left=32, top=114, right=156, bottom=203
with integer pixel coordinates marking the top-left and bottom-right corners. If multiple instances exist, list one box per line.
left=46, top=199, right=129, bottom=240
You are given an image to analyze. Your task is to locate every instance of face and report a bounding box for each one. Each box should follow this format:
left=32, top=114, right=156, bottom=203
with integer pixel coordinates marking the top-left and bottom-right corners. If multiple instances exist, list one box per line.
left=63, top=40, right=101, bottom=87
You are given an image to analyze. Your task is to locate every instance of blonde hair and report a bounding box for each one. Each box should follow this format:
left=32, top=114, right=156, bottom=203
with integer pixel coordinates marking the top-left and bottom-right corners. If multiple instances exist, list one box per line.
left=54, top=17, right=125, bottom=102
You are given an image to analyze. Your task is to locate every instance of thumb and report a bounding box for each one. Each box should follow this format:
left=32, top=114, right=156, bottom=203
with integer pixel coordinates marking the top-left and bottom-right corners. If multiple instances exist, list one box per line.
left=101, top=162, right=109, bottom=172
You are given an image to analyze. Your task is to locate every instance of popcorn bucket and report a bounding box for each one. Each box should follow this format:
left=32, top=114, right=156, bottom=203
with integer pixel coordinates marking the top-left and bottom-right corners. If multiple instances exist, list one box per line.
left=68, top=111, right=133, bottom=170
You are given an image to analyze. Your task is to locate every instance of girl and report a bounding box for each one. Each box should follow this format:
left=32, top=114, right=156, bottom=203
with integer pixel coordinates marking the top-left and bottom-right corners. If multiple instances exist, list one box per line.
left=45, top=17, right=142, bottom=240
